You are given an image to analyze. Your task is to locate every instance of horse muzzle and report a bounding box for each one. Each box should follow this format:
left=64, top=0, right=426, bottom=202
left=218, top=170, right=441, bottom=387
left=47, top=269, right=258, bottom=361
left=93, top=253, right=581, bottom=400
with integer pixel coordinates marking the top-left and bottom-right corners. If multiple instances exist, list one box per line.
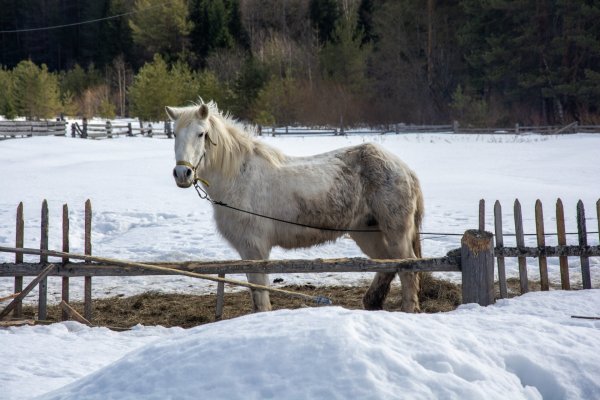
left=173, top=164, right=194, bottom=188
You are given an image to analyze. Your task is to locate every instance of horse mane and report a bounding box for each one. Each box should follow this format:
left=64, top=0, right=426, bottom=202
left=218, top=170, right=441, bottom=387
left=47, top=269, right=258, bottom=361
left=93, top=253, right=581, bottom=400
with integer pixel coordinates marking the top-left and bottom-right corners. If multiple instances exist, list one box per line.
left=179, top=100, right=285, bottom=177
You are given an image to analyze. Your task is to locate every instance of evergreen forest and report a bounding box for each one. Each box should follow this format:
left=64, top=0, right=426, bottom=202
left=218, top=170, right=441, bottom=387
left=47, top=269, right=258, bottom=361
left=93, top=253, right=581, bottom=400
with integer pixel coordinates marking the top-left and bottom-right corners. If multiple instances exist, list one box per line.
left=1, top=0, right=599, bottom=126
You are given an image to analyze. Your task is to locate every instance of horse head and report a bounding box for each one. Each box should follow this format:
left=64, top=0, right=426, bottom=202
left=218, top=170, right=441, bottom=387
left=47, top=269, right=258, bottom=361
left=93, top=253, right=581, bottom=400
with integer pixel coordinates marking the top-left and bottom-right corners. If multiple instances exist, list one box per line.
left=166, top=103, right=215, bottom=189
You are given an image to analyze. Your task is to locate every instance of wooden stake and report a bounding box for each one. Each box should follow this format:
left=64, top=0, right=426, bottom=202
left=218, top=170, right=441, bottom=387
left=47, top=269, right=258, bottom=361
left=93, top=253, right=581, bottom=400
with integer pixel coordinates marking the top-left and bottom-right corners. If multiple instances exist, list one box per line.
left=39, top=200, right=49, bottom=320
left=514, top=200, right=528, bottom=294
left=494, top=201, right=507, bottom=298
left=60, top=300, right=92, bottom=326
left=479, top=199, right=485, bottom=232
left=556, top=199, right=570, bottom=289
left=84, top=199, right=92, bottom=321
left=215, top=273, right=225, bottom=320
left=14, top=202, right=24, bottom=318
left=535, top=200, right=549, bottom=290
left=62, top=204, right=70, bottom=321
left=577, top=200, right=591, bottom=289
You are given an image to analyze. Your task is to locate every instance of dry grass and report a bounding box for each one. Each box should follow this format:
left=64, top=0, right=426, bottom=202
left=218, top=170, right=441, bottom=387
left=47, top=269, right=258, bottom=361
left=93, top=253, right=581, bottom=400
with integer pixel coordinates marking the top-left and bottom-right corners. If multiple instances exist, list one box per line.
left=20, top=275, right=462, bottom=329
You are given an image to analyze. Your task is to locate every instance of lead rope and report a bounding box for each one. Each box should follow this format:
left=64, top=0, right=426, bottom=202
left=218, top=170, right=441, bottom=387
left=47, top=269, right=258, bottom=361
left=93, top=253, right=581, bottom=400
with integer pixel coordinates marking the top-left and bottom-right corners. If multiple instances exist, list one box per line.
left=192, top=181, right=381, bottom=233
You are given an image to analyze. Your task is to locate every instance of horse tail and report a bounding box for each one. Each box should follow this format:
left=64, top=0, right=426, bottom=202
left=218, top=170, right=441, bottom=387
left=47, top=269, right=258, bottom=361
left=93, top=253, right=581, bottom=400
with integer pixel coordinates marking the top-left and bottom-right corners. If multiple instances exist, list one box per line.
left=411, top=174, right=424, bottom=259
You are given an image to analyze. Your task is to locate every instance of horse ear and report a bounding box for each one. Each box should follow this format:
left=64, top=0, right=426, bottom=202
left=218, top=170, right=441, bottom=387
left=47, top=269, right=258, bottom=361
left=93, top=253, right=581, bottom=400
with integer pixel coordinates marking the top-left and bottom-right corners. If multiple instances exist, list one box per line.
left=165, top=106, right=179, bottom=121
left=197, top=104, right=209, bottom=120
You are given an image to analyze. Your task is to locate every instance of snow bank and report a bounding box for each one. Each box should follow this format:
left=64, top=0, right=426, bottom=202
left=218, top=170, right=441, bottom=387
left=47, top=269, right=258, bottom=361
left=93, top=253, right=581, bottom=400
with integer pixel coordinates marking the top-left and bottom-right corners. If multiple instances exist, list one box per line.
left=25, top=290, right=600, bottom=400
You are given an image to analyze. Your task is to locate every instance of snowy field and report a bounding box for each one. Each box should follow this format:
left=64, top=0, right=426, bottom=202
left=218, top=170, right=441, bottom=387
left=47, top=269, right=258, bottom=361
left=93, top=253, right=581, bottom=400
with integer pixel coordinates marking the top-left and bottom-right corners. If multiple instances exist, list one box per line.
left=0, top=133, right=599, bottom=301
left=1, top=132, right=600, bottom=399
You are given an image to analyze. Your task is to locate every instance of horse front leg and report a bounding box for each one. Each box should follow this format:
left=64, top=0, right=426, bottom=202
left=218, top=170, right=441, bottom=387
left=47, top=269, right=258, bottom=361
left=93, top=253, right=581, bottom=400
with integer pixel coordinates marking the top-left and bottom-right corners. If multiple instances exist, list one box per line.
left=239, top=247, right=272, bottom=312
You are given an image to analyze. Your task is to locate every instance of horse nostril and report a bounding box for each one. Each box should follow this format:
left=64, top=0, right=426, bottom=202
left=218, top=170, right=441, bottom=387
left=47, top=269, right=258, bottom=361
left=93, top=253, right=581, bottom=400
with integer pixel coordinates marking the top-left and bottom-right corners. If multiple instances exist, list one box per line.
left=185, top=168, right=192, bottom=178
left=173, top=168, right=177, bottom=178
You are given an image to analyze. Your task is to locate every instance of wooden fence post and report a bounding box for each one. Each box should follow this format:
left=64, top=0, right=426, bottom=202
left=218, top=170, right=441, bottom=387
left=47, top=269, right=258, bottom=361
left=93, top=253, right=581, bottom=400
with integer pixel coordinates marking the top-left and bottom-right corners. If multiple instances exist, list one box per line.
left=577, top=200, right=591, bottom=289
left=478, top=199, right=485, bottom=231
left=84, top=199, right=93, bottom=321
left=71, top=124, right=76, bottom=138
left=461, top=229, right=495, bottom=306
left=215, top=273, right=225, bottom=320
left=165, top=120, right=172, bottom=138
left=62, top=204, right=70, bottom=321
left=39, top=200, right=49, bottom=320
left=514, top=199, right=529, bottom=293
left=127, top=122, right=133, bottom=136
left=14, top=202, right=24, bottom=318
left=82, top=118, right=88, bottom=139
left=535, top=200, right=549, bottom=290
left=493, top=201, right=508, bottom=298
left=106, top=120, right=112, bottom=139
left=556, top=199, right=570, bottom=289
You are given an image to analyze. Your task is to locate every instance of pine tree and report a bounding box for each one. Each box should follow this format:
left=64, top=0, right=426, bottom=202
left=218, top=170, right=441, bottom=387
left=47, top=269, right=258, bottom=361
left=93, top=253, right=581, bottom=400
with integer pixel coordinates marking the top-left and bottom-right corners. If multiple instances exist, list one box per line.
left=129, top=54, right=200, bottom=121
left=11, top=60, right=61, bottom=119
left=319, top=9, right=370, bottom=93
left=129, top=0, right=193, bottom=61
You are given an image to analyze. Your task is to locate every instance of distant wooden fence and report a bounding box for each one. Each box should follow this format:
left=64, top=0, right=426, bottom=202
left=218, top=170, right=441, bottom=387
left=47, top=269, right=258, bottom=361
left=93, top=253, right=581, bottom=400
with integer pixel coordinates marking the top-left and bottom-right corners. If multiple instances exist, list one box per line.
left=0, top=198, right=598, bottom=325
left=71, top=119, right=173, bottom=139
left=0, top=120, right=67, bottom=138
left=260, top=121, right=600, bottom=136
left=2, top=119, right=600, bottom=140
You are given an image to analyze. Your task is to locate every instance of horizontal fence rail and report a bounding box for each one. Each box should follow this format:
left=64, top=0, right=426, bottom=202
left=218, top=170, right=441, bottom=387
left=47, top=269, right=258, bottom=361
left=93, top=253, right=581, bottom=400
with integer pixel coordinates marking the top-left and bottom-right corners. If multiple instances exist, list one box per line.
left=0, top=120, right=66, bottom=138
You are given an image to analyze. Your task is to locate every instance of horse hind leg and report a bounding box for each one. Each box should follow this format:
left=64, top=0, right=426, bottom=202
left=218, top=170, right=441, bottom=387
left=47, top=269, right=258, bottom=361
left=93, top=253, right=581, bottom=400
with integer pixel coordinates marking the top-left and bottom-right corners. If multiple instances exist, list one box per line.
left=351, top=232, right=396, bottom=310
left=353, top=232, right=420, bottom=312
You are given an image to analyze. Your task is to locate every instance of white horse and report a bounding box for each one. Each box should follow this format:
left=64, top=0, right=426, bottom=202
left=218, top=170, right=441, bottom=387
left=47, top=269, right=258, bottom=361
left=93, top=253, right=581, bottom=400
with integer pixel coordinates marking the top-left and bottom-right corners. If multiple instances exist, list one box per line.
left=166, top=101, right=424, bottom=313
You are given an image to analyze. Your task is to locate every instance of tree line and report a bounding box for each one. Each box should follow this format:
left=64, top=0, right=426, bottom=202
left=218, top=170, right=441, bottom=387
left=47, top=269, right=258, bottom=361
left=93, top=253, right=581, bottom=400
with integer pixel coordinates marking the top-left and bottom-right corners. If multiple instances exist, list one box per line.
left=1, top=0, right=599, bottom=126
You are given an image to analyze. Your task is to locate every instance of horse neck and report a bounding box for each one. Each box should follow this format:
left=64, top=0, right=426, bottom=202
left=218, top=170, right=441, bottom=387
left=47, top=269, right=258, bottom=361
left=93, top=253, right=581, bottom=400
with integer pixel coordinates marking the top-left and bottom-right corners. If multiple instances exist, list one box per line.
left=201, top=119, right=250, bottom=195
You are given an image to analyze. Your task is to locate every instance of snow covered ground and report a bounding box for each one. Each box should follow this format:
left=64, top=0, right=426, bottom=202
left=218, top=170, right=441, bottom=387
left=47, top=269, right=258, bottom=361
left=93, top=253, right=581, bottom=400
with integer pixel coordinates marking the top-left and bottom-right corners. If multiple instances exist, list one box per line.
left=1, top=290, right=599, bottom=399
left=1, top=132, right=599, bottom=399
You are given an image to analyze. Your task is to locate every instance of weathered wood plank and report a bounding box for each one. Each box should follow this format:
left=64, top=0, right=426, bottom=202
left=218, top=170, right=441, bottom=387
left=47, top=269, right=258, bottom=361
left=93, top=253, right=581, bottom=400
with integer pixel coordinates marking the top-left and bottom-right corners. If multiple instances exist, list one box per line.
left=577, top=200, right=592, bottom=289
left=0, top=247, right=462, bottom=276
left=39, top=200, right=49, bottom=320
left=215, top=274, right=225, bottom=320
left=535, top=200, right=549, bottom=290
left=84, top=200, right=93, bottom=321
left=479, top=199, right=485, bottom=231
left=14, top=202, right=24, bottom=318
left=0, top=264, right=56, bottom=320
left=556, top=199, right=570, bottom=289
left=514, top=200, right=528, bottom=293
left=461, top=230, right=495, bottom=306
left=494, top=245, right=600, bottom=258
left=494, top=201, right=507, bottom=298
left=60, top=300, right=92, bottom=326
left=62, top=204, right=70, bottom=321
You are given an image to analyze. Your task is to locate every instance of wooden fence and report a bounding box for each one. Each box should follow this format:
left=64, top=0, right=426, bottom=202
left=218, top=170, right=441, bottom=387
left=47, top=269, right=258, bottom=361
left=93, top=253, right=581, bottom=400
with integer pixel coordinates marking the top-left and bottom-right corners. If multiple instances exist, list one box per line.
left=259, top=121, right=600, bottom=136
left=0, top=198, right=598, bottom=325
left=0, top=120, right=67, bottom=138
left=3, top=118, right=600, bottom=140
left=481, top=198, right=600, bottom=298
left=71, top=119, right=173, bottom=139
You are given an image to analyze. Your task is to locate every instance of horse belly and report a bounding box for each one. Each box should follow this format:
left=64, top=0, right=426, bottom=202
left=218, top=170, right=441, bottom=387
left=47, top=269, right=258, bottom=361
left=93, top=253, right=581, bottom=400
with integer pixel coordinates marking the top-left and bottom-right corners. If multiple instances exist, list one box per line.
left=274, top=227, right=343, bottom=249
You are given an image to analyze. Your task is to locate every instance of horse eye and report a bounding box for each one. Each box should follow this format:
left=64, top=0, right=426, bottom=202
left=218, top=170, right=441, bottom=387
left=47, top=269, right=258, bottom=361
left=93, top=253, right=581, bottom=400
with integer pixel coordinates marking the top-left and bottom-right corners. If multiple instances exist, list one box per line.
left=198, top=132, right=205, bottom=138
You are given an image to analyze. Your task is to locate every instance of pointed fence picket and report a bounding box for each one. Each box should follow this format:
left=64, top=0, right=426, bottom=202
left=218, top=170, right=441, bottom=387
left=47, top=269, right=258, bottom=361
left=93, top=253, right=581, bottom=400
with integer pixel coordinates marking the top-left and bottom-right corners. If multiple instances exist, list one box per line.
left=481, top=198, right=600, bottom=298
